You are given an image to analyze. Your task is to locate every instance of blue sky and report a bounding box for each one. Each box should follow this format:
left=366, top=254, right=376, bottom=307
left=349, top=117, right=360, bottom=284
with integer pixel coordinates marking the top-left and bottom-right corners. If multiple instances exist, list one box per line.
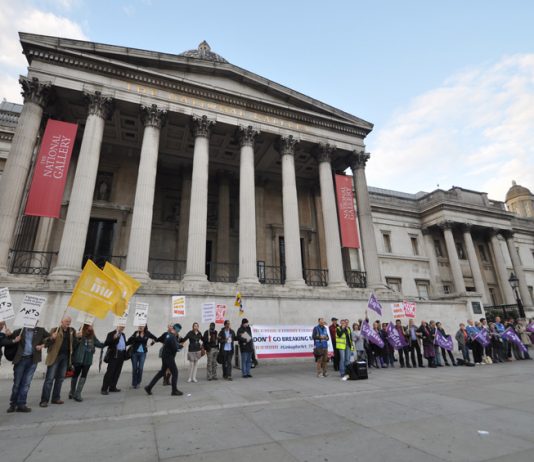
left=1, top=0, right=533, bottom=199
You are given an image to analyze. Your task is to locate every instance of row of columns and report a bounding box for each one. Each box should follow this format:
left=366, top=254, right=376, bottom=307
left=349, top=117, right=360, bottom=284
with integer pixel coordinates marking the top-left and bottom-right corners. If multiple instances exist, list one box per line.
left=424, top=221, right=532, bottom=308
left=0, top=78, right=382, bottom=289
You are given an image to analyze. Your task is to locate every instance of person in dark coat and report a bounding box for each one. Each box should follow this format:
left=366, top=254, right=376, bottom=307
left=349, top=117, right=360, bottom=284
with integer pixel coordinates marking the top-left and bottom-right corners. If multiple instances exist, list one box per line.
left=145, top=323, right=183, bottom=396
left=70, top=324, right=104, bottom=401
left=418, top=320, right=436, bottom=368
left=101, top=326, right=127, bottom=395
left=127, top=325, right=158, bottom=389
left=203, top=322, right=219, bottom=381
left=237, top=318, right=254, bottom=378
left=181, top=322, right=204, bottom=383
left=218, top=320, right=236, bottom=380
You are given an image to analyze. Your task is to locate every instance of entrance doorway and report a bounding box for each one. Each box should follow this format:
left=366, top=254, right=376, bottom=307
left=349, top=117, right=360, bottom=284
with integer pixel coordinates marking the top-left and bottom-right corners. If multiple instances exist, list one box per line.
left=83, top=218, right=116, bottom=268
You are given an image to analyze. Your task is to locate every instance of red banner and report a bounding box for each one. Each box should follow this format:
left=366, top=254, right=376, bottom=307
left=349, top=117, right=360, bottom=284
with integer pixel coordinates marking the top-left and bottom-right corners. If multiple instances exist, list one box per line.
left=25, top=120, right=78, bottom=218
left=334, top=174, right=360, bottom=248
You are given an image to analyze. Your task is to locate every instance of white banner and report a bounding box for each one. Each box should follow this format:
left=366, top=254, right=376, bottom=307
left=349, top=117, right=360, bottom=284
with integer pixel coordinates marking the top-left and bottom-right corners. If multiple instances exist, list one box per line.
left=76, top=310, right=95, bottom=326
left=133, top=302, right=149, bottom=327
left=251, top=325, right=333, bottom=359
left=0, top=287, right=15, bottom=321
left=171, top=295, right=186, bottom=318
left=201, top=302, right=216, bottom=323
left=13, top=294, right=47, bottom=328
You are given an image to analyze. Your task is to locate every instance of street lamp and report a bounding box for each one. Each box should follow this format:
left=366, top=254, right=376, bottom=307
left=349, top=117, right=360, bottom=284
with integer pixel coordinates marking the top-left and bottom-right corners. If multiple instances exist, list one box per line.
left=508, top=272, right=526, bottom=318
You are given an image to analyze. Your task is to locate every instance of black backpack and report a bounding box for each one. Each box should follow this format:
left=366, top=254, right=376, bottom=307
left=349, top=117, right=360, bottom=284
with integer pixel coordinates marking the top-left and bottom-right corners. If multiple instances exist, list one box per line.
left=3, top=342, right=18, bottom=362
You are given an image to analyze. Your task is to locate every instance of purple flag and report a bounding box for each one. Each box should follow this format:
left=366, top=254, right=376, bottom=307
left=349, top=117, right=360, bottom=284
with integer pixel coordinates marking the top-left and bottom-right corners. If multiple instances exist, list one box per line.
left=502, top=327, right=527, bottom=354
left=386, top=322, right=408, bottom=350
left=472, top=328, right=490, bottom=347
left=435, top=329, right=453, bottom=351
left=526, top=322, right=534, bottom=334
left=367, top=293, right=382, bottom=316
left=361, top=320, right=384, bottom=348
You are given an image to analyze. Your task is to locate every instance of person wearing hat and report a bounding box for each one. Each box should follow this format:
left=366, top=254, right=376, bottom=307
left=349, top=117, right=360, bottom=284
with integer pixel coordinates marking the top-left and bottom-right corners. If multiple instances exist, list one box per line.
left=237, top=318, right=254, bottom=378
left=329, top=317, right=339, bottom=371
left=203, top=322, right=220, bottom=381
left=144, top=324, right=183, bottom=396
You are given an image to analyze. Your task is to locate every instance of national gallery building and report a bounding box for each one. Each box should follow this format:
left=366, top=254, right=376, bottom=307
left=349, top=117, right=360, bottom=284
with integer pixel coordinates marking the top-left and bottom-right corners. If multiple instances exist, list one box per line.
left=0, top=33, right=533, bottom=333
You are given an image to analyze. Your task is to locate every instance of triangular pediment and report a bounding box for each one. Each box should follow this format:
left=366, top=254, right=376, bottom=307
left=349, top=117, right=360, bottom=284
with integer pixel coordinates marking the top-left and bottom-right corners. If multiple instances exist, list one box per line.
left=19, top=33, right=373, bottom=135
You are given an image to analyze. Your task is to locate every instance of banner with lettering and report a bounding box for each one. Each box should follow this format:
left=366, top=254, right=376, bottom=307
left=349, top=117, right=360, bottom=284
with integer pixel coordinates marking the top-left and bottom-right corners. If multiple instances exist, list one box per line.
left=133, top=302, right=149, bottom=327
left=251, top=325, right=333, bottom=359
left=0, top=287, right=15, bottom=321
left=334, top=174, right=360, bottom=248
left=13, top=294, right=47, bottom=328
left=171, top=296, right=186, bottom=318
left=25, top=119, right=78, bottom=218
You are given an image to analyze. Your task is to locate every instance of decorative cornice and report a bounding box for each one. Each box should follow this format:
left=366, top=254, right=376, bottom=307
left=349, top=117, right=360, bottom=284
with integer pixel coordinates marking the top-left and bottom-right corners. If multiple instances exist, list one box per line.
left=84, top=91, right=113, bottom=119
left=140, top=104, right=167, bottom=129
left=276, top=135, right=299, bottom=157
left=20, top=76, right=51, bottom=108
left=315, top=142, right=336, bottom=164
left=191, top=114, right=215, bottom=139
left=348, top=150, right=370, bottom=170
left=24, top=48, right=371, bottom=137
left=238, top=125, right=259, bottom=147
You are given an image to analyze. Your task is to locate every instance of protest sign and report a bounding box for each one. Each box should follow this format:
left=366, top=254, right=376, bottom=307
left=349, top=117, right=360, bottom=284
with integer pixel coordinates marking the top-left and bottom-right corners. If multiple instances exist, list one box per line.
left=202, top=303, right=216, bottom=323
left=133, top=302, right=149, bottom=327
left=0, top=287, right=15, bottom=321
left=171, top=296, right=186, bottom=318
left=215, top=304, right=227, bottom=324
left=13, top=294, right=47, bottom=328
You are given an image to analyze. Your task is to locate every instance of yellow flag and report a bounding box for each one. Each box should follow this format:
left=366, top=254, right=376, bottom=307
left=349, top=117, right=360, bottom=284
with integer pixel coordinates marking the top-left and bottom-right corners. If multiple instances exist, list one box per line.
left=68, top=260, right=123, bottom=319
left=234, top=292, right=242, bottom=307
left=103, top=262, right=141, bottom=316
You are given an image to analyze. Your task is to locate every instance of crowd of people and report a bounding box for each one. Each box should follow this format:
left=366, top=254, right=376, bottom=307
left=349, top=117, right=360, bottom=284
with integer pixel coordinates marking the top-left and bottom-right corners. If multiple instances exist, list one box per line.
left=0, top=317, right=255, bottom=413
left=313, top=316, right=533, bottom=379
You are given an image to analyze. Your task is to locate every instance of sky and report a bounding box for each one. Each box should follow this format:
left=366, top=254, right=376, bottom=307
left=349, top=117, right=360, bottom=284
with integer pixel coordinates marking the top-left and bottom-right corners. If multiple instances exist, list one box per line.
left=0, top=0, right=533, bottom=201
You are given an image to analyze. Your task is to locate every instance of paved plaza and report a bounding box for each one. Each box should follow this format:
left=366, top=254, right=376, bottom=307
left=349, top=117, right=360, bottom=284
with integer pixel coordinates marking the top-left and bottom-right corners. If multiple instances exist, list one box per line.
left=1, top=360, right=534, bottom=462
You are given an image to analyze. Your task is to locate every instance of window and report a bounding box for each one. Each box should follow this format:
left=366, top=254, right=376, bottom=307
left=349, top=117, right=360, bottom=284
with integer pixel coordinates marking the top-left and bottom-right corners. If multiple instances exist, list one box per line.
left=434, top=239, right=443, bottom=258
left=416, top=280, right=430, bottom=299
left=386, top=277, right=402, bottom=292
left=443, top=285, right=451, bottom=294
left=455, top=242, right=466, bottom=259
left=466, top=286, right=476, bottom=292
left=94, top=171, right=113, bottom=201
left=410, top=236, right=419, bottom=256
left=478, top=244, right=488, bottom=262
left=382, top=232, right=392, bottom=253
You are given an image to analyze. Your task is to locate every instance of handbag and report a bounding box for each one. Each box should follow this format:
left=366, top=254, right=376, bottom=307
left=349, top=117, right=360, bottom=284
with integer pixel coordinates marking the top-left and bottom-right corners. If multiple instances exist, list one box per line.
left=216, top=346, right=224, bottom=365
left=65, top=366, right=75, bottom=378
left=125, top=345, right=133, bottom=360
left=103, top=348, right=111, bottom=364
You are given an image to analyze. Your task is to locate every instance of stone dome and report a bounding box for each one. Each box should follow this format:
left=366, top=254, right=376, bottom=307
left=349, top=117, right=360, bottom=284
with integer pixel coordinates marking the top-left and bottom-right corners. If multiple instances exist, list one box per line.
left=505, top=181, right=533, bottom=202
left=179, top=41, right=228, bottom=64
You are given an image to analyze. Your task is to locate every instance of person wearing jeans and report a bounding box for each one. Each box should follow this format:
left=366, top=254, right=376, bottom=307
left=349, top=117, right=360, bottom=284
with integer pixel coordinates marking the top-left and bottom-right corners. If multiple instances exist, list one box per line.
left=7, top=326, right=48, bottom=413
left=218, top=320, right=236, bottom=380
left=127, top=325, right=158, bottom=389
left=312, top=318, right=330, bottom=377
left=40, top=316, right=77, bottom=408
left=336, top=319, right=353, bottom=377
left=237, top=318, right=254, bottom=378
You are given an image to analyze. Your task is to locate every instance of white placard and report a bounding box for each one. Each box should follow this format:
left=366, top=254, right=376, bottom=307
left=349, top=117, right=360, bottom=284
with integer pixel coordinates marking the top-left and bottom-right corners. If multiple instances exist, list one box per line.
left=13, top=294, right=47, bottom=328
left=113, top=302, right=130, bottom=327
left=171, top=295, right=186, bottom=318
left=133, top=302, right=149, bottom=327
left=0, top=287, right=15, bottom=321
left=391, top=302, right=405, bottom=319
left=76, top=310, right=95, bottom=326
left=201, top=302, right=216, bottom=323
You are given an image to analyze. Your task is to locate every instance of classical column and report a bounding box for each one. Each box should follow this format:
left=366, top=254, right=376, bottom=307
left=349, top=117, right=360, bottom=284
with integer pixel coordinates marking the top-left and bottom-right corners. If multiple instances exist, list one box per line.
left=421, top=227, right=442, bottom=294
left=349, top=151, right=383, bottom=288
left=49, top=92, right=113, bottom=279
left=125, top=104, right=167, bottom=280
left=461, top=224, right=487, bottom=301
left=503, top=231, right=533, bottom=308
left=0, top=77, right=50, bottom=273
left=278, top=135, right=305, bottom=286
left=176, top=169, right=191, bottom=262
left=440, top=221, right=466, bottom=294
left=183, top=115, right=214, bottom=282
left=216, top=172, right=230, bottom=264
left=489, top=229, right=516, bottom=304
left=237, top=125, right=259, bottom=284
left=316, top=143, right=346, bottom=288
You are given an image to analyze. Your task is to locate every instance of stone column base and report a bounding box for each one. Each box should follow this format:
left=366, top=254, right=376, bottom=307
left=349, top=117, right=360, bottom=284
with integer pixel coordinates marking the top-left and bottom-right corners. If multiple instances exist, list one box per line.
left=285, top=278, right=307, bottom=289
left=328, top=281, right=348, bottom=290
left=48, top=267, right=81, bottom=281
left=237, top=277, right=260, bottom=286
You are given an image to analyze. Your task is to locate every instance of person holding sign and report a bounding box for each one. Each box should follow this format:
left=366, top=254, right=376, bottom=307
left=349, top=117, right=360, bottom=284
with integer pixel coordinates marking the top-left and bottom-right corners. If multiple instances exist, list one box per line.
left=101, top=326, right=127, bottom=395
left=127, top=325, right=158, bottom=389
left=237, top=318, right=255, bottom=378
left=7, top=326, right=49, bottom=413
left=40, top=316, right=78, bottom=407
left=218, top=320, right=237, bottom=381
left=203, top=322, right=220, bottom=381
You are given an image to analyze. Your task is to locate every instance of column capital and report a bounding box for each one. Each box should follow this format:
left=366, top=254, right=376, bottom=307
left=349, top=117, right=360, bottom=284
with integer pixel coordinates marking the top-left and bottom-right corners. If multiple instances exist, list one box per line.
left=238, top=125, right=260, bottom=147
left=276, top=135, right=299, bottom=156
left=421, top=227, right=433, bottom=236
left=348, top=150, right=370, bottom=170
left=315, top=142, right=336, bottom=163
left=438, top=220, right=455, bottom=231
left=84, top=91, right=114, bottom=119
left=191, top=114, right=215, bottom=138
left=140, top=104, right=167, bottom=129
left=20, top=76, right=51, bottom=108
left=459, top=223, right=473, bottom=233
left=501, top=229, right=514, bottom=240
left=488, top=227, right=502, bottom=238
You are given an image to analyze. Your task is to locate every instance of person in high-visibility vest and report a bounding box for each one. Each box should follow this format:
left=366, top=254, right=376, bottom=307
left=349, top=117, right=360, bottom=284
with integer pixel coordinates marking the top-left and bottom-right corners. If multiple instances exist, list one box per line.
left=336, top=319, right=354, bottom=378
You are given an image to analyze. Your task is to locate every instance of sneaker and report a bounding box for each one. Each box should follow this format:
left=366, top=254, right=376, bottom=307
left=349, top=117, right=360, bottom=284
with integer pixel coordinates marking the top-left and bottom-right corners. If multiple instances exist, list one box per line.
left=187, top=378, right=192, bottom=383
left=7, top=405, right=15, bottom=413
left=317, top=373, right=322, bottom=378
left=171, top=390, right=183, bottom=396
left=39, top=401, right=48, bottom=408
left=192, top=379, right=198, bottom=383
left=16, top=406, right=32, bottom=413
left=341, top=375, right=349, bottom=381
left=144, top=386, right=152, bottom=396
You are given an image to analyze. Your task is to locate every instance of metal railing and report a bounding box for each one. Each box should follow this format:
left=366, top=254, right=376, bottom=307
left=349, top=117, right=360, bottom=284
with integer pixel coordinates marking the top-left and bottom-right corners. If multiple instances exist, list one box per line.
left=257, top=261, right=286, bottom=285
left=148, top=258, right=186, bottom=281
left=83, top=254, right=126, bottom=270
left=483, top=304, right=520, bottom=322
left=345, top=270, right=367, bottom=288
left=207, top=262, right=238, bottom=283
left=303, top=268, right=329, bottom=287
left=8, top=249, right=57, bottom=276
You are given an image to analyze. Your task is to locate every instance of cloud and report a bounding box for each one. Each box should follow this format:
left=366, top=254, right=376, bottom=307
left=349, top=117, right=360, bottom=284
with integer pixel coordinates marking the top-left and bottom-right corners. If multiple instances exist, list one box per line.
left=366, top=54, right=534, bottom=201
left=0, top=0, right=87, bottom=103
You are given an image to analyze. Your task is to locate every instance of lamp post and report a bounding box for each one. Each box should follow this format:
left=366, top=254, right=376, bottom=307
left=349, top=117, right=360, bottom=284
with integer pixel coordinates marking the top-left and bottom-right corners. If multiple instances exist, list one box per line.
left=508, top=272, right=526, bottom=318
